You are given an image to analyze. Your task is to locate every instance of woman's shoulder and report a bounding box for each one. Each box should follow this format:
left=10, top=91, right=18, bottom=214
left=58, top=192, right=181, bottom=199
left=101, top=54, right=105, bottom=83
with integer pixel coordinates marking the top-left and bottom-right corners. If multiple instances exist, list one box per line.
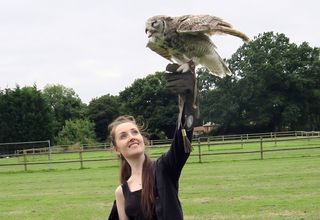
left=115, top=184, right=123, bottom=197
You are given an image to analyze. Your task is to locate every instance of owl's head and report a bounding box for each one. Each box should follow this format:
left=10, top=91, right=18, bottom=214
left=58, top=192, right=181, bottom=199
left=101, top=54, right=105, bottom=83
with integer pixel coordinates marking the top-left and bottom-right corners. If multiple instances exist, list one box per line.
left=145, top=16, right=167, bottom=39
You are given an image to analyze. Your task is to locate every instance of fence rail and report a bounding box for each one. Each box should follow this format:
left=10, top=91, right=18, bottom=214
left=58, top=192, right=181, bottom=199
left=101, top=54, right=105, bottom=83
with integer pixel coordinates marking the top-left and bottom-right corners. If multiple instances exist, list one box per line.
left=1, top=131, right=320, bottom=171
left=150, top=131, right=320, bottom=145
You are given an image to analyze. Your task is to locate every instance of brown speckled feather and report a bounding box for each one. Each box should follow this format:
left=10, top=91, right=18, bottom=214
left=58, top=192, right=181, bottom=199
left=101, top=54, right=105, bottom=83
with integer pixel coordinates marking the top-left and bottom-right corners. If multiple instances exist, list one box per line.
left=177, top=15, right=250, bottom=42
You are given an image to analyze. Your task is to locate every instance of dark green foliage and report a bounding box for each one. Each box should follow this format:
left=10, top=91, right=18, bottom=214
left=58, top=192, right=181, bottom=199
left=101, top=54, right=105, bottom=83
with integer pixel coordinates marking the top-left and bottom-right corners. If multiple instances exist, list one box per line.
left=55, top=119, right=97, bottom=145
left=119, top=72, right=178, bottom=139
left=42, top=84, right=87, bottom=138
left=199, top=32, right=320, bottom=134
left=0, top=85, right=53, bottom=144
left=87, top=94, right=120, bottom=141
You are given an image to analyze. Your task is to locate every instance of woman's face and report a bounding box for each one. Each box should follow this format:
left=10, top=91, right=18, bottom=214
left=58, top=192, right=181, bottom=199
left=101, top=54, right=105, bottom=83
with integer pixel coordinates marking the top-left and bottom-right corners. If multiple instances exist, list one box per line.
left=113, top=122, right=145, bottom=159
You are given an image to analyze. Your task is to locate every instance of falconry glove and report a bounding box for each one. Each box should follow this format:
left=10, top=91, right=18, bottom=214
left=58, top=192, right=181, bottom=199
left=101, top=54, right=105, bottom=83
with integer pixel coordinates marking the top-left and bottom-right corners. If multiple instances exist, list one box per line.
left=164, top=64, right=195, bottom=95
left=165, top=63, right=199, bottom=152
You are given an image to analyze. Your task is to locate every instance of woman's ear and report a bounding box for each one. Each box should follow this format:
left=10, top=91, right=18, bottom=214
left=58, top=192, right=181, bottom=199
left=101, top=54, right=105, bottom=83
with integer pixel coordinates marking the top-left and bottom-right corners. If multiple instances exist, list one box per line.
left=113, top=146, right=120, bottom=154
left=114, top=147, right=124, bottom=160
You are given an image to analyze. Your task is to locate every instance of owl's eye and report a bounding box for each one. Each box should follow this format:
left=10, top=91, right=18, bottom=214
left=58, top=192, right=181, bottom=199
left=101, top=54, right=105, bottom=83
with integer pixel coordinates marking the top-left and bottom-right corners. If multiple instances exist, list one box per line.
left=151, top=20, right=158, bottom=27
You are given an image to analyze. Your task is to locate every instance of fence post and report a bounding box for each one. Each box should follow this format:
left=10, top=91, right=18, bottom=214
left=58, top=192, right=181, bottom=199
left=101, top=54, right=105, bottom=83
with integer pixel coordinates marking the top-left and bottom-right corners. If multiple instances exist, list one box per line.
left=198, top=138, right=202, bottom=163
left=274, top=133, right=277, bottom=147
left=241, top=135, right=243, bottom=149
left=207, top=137, right=210, bottom=151
left=23, top=150, right=28, bottom=171
left=47, top=140, right=52, bottom=161
left=79, top=148, right=84, bottom=169
left=260, top=137, right=264, bottom=160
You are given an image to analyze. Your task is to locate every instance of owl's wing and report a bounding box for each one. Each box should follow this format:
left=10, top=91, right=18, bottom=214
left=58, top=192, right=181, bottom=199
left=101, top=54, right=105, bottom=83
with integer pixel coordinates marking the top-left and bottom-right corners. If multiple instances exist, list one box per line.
left=177, top=15, right=250, bottom=43
left=146, top=41, right=173, bottom=61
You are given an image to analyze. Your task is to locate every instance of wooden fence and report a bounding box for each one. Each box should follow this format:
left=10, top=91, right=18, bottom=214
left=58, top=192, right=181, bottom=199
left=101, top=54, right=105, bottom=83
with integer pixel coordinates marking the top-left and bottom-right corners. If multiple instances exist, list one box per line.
left=0, top=131, right=320, bottom=171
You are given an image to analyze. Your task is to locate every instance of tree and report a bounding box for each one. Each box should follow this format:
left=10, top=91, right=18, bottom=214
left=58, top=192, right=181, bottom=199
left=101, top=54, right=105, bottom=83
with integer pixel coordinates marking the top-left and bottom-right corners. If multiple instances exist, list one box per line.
left=119, top=72, right=178, bottom=139
left=198, top=68, right=243, bottom=134
left=197, top=32, right=320, bottom=134
left=42, top=84, right=87, bottom=138
left=87, top=94, right=121, bottom=141
left=227, top=32, right=320, bottom=131
left=0, top=85, right=53, bottom=145
left=55, top=119, right=97, bottom=145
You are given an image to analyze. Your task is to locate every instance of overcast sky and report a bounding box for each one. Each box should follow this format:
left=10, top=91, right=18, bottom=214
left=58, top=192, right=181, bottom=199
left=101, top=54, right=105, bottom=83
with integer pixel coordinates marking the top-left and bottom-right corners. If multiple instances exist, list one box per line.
left=1, top=0, right=319, bottom=103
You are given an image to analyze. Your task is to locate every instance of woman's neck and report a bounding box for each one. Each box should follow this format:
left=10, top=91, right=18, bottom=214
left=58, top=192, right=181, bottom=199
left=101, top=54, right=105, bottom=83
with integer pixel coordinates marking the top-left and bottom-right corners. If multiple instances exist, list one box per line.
left=126, top=154, right=145, bottom=190
left=127, top=153, right=145, bottom=177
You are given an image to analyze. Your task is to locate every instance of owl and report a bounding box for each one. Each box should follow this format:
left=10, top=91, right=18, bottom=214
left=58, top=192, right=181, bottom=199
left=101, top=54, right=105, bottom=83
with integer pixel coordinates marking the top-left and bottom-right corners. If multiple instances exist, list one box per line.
left=145, top=15, right=250, bottom=77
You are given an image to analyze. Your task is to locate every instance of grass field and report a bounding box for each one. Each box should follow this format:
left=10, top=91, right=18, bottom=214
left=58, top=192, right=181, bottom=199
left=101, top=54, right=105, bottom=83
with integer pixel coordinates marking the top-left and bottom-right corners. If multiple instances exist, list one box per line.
left=0, top=139, right=320, bottom=219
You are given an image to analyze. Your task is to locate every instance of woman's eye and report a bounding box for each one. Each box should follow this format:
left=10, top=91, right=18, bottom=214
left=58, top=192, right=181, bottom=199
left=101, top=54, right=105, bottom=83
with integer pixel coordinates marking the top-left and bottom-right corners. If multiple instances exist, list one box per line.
left=132, top=129, right=139, bottom=135
left=119, top=133, right=127, bottom=139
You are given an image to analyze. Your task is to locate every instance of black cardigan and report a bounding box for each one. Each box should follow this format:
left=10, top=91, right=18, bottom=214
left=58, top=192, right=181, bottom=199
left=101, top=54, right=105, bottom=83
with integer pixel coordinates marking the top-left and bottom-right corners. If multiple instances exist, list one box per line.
left=108, top=126, right=192, bottom=220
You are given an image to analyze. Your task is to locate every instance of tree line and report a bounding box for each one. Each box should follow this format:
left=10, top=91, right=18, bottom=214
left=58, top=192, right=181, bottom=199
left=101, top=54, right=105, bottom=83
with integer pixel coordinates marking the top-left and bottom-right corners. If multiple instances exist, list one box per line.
left=0, top=32, right=319, bottom=151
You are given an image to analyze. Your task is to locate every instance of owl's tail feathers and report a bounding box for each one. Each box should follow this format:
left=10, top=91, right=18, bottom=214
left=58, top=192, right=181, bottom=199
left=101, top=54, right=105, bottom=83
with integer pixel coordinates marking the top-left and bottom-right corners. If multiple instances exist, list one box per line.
left=200, top=52, right=231, bottom=78
left=216, top=26, right=250, bottom=43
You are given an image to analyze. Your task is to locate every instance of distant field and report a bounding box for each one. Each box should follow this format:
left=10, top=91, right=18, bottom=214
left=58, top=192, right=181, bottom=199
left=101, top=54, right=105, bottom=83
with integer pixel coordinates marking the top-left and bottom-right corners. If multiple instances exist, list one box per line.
left=0, top=137, right=320, bottom=219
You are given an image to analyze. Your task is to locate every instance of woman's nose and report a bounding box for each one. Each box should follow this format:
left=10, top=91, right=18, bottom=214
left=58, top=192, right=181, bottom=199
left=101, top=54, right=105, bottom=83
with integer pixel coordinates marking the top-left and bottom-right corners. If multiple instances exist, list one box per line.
left=128, top=133, right=136, bottom=140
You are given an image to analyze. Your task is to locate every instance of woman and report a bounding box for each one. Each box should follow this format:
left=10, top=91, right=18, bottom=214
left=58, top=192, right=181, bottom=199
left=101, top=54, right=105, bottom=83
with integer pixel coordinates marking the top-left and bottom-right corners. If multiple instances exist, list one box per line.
left=108, top=114, right=192, bottom=220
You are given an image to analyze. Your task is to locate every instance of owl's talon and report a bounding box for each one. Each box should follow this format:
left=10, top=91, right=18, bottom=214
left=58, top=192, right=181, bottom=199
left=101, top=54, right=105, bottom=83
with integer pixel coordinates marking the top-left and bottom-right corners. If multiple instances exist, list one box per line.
left=177, top=63, right=190, bottom=73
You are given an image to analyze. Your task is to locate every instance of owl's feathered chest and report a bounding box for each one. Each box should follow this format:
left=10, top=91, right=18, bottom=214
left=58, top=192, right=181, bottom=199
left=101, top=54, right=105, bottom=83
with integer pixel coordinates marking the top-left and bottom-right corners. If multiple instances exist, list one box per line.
left=153, top=30, right=182, bottom=51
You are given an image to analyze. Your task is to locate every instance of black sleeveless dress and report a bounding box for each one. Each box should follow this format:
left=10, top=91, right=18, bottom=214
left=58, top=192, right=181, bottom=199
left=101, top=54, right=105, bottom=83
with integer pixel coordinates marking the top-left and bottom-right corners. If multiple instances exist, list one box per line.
left=121, top=181, right=157, bottom=220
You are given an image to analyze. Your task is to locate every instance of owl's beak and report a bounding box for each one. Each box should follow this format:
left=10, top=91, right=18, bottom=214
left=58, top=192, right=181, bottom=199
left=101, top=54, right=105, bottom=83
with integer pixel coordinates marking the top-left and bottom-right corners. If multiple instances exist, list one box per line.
left=145, top=29, right=154, bottom=38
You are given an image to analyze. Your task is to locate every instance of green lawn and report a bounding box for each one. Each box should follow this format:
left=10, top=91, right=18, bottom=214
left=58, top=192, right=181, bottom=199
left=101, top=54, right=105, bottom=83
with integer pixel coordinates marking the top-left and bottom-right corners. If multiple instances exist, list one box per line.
left=181, top=156, right=320, bottom=219
left=1, top=154, right=320, bottom=219
left=0, top=138, right=320, bottom=219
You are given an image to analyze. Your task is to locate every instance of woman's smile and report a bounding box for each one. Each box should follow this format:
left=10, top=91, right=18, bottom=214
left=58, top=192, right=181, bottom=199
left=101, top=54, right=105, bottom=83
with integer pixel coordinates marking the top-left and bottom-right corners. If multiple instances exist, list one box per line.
left=128, top=140, right=140, bottom=148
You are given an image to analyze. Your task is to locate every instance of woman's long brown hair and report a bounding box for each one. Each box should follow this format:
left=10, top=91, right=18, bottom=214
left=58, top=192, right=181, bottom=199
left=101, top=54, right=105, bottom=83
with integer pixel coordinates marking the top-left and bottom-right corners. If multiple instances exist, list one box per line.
left=108, top=115, right=155, bottom=219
